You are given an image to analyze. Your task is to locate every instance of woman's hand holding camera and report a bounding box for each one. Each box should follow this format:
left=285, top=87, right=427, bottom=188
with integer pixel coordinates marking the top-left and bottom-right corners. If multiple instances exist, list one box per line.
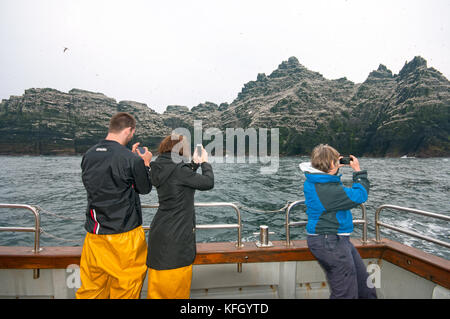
left=193, top=146, right=208, bottom=164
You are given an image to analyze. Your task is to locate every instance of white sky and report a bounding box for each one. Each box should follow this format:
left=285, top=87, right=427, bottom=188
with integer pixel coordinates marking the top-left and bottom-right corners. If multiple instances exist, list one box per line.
left=1, top=0, right=449, bottom=113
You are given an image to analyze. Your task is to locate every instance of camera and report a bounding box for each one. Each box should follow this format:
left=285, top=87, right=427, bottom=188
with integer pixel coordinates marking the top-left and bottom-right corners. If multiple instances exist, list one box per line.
left=137, top=146, right=146, bottom=154
left=339, top=157, right=351, bottom=165
left=196, top=144, right=202, bottom=156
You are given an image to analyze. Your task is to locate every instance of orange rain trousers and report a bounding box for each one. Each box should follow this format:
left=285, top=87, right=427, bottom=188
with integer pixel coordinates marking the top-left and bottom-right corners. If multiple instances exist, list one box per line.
left=147, top=264, right=193, bottom=299
left=76, top=226, right=148, bottom=299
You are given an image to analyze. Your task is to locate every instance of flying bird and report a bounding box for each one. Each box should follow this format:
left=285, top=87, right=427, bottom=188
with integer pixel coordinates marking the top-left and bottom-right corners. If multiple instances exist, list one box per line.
left=63, top=47, right=69, bottom=53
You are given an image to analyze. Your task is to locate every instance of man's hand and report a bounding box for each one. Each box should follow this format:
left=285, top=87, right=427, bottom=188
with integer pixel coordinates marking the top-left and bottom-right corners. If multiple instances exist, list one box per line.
left=349, top=155, right=361, bottom=172
left=132, top=142, right=140, bottom=154
left=133, top=142, right=152, bottom=166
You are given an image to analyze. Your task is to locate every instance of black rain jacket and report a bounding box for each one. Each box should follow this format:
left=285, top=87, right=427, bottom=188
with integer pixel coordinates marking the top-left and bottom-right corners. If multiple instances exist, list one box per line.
left=147, top=152, right=214, bottom=270
left=81, top=139, right=152, bottom=234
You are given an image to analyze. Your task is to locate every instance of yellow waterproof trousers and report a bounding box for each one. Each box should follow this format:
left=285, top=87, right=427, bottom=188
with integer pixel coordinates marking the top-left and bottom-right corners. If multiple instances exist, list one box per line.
left=76, top=226, right=148, bottom=299
left=147, top=264, right=193, bottom=299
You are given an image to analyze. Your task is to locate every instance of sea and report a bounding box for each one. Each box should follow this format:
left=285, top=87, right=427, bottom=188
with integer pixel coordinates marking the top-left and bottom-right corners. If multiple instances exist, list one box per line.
left=0, top=155, right=449, bottom=260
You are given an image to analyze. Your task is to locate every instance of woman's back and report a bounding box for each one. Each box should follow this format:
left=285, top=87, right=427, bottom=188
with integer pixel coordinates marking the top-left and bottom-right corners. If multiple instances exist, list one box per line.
left=147, top=152, right=214, bottom=270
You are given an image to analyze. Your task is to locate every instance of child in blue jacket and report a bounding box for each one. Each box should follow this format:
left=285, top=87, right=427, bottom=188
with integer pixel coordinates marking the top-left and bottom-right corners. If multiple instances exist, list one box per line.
left=299, top=144, right=377, bottom=299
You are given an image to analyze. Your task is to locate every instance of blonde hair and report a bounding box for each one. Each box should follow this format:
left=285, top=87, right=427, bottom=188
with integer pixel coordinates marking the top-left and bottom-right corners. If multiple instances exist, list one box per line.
left=311, top=144, right=340, bottom=173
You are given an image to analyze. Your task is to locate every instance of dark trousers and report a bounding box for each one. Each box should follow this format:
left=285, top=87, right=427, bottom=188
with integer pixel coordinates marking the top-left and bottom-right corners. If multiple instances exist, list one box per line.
left=307, top=234, right=377, bottom=299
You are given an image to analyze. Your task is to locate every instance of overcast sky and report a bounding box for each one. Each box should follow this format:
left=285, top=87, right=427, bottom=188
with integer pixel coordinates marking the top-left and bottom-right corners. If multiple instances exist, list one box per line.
left=1, top=0, right=449, bottom=113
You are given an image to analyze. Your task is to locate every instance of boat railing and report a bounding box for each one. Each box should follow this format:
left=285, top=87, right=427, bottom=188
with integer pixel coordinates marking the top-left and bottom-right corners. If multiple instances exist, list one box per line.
left=375, top=204, right=450, bottom=249
left=0, top=203, right=42, bottom=279
left=0, top=204, right=42, bottom=253
left=141, top=202, right=243, bottom=248
left=285, top=200, right=368, bottom=246
left=141, top=202, right=243, bottom=272
left=1, top=202, right=448, bottom=267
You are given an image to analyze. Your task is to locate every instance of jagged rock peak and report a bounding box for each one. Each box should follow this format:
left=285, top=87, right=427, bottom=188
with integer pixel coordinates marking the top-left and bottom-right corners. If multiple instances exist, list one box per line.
left=399, top=56, right=428, bottom=77
left=24, top=88, right=62, bottom=95
left=119, top=100, right=147, bottom=107
left=191, top=101, right=218, bottom=113
left=257, top=73, right=268, bottom=81
left=164, top=105, right=190, bottom=114
left=367, top=64, right=393, bottom=79
left=22, top=87, right=116, bottom=103
left=377, top=64, right=389, bottom=72
left=68, top=88, right=117, bottom=102
left=118, top=100, right=157, bottom=113
left=278, top=56, right=301, bottom=69
left=218, top=102, right=229, bottom=111
left=69, top=88, right=108, bottom=97
left=268, top=56, right=311, bottom=79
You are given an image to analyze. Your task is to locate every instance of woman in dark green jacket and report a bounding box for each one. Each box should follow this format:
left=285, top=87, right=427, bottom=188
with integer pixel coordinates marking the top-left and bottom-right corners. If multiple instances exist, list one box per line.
left=146, top=134, right=214, bottom=299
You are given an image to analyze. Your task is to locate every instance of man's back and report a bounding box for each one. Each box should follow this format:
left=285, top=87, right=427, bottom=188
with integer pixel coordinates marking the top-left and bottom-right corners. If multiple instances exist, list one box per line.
left=76, top=112, right=152, bottom=299
left=81, top=139, right=151, bottom=234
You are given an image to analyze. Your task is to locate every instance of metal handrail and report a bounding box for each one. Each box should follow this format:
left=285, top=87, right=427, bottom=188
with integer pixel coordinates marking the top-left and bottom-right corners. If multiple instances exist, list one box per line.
left=375, top=204, right=450, bottom=249
left=0, top=204, right=42, bottom=253
left=0, top=204, right=42, bottom=279
left=142, top=202, right=243, bottom=272
left=285, top=200, right=368, bottom=246
left=142, top=202, right=243, bottom=248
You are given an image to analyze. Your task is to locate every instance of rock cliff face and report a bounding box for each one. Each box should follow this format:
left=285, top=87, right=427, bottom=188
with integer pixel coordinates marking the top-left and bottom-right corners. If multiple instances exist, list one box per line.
left=0, top=88, right=171, bottom=154
left=359, top=57, right=450, bottom=157
left=220, top=57, right=359, bottom=154
left=215, top=56, right=449, bottom=156
left=0, top=56, right=448, bottom=156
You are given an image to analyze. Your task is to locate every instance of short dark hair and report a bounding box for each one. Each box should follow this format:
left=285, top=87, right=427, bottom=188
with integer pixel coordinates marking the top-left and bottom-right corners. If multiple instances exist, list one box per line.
left=158, top=134, right=185, bottom=155
left=108, top=112, right=136, bottom=133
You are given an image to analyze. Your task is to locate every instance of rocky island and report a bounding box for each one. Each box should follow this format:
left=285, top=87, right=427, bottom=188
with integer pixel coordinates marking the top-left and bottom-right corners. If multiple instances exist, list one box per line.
left=0, top=56, right=449, bottom=157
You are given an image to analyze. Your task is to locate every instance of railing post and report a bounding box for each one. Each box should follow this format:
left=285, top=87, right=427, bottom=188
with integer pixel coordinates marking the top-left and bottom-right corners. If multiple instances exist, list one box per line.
left=284, top=200, right=305, bottom=247
left=32, top=205, right=41, bottom=254
left=0, top=204, right=42, bottom=279
left=31, top=205, right=41, bottom=279
left=359, top=204, right=368, bottom=244
left=285, top=204, right=291, bottom=247
left=375, top=206, right=382, bottom=243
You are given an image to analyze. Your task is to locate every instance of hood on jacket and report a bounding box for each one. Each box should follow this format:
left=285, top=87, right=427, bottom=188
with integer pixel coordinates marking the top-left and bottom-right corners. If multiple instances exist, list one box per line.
left=150, top=153, right=180, bottom=187
left=299, top=162, right=342, bottom=184
left=299, top=162, right=325, bottom=174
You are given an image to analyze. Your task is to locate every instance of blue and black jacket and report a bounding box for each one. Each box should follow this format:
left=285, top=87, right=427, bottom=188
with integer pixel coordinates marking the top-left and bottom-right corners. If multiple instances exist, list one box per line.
left=299, top=162, right=370, bottom=235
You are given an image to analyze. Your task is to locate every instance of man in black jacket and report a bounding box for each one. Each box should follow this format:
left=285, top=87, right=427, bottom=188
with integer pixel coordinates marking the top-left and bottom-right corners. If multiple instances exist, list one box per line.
left=76, top=112, right=153, bottom=299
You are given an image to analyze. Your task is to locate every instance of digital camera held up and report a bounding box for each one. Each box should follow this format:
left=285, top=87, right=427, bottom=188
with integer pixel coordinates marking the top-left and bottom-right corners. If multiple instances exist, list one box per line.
left=339, top=156, right=351, bottom=165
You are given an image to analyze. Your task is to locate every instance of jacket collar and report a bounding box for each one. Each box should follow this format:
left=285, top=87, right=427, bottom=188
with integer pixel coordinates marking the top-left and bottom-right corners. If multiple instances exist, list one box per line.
left=157, top=151, right=189, bottom=164
left=299, top=162, right=342, bottom=183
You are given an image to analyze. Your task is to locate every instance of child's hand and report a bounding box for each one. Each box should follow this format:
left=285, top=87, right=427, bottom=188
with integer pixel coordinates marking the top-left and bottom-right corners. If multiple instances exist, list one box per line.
left=337, top=156, right=346, bottom=168
left=349, top=155, right=361, bottom=172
